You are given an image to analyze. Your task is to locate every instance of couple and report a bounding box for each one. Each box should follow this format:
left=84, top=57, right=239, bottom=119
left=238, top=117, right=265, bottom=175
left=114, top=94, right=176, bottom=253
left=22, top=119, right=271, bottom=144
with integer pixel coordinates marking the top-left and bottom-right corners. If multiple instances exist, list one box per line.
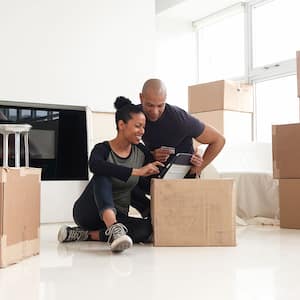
left=58, top=78, right=225, bottom=253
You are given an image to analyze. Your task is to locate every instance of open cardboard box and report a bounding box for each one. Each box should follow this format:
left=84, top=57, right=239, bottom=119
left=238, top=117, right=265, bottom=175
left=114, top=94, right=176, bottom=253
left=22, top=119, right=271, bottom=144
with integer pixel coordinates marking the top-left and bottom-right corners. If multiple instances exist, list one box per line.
left=0, top=167, right=41, bottom=268
left=151, top=178, right=236, bottom=247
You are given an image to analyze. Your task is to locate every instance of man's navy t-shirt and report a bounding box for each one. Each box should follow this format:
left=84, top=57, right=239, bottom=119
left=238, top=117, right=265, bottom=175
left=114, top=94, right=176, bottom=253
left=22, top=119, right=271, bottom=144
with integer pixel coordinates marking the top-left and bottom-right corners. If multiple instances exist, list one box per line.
left=141, top=104, right=205, bottom=155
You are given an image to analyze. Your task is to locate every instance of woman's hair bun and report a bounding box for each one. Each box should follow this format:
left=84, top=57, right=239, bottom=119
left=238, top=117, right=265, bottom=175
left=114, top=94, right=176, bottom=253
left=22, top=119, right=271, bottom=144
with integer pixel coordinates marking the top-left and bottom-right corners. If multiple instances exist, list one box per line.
left=114, top=96, right=132, bottom=110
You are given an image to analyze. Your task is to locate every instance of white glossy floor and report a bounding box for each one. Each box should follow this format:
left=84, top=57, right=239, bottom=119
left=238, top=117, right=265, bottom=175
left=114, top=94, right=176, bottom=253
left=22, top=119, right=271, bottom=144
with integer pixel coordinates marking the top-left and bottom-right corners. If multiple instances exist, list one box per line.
left=1, top=224, right=300, bottom=300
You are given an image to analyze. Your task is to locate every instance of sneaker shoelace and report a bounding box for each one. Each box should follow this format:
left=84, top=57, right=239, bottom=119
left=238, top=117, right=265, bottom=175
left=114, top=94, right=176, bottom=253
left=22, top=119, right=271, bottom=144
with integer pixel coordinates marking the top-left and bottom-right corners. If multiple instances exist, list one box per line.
left=105, top=223, right=128, bottom=245
left=67, top=228, right=88, bottom=241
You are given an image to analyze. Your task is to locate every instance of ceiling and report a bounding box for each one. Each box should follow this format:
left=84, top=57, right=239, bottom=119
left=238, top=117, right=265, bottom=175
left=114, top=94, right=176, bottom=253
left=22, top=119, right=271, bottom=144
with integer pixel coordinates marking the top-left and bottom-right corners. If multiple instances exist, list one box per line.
left=156, top=0, right=247, bottom=21
left=156, top=0, right=187, bottom=13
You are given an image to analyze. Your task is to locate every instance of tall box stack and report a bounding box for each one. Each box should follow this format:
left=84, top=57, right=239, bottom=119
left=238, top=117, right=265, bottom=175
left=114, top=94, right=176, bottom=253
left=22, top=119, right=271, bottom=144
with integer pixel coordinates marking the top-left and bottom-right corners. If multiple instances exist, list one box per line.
left=297, top=51, right=300, bottom=97
left=0, top=167, right=41, bottom=268
left=272, top=123, right=300, bottom=229
left=188, top=80, right=253, bottom=143
left=151, top=179, right=236, bottom=246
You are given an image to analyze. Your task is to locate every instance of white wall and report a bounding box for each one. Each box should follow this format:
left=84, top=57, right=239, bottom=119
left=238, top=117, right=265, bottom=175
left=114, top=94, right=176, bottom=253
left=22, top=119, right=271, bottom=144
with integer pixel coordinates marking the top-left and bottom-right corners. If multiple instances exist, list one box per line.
left=155, top=0, right=244, bottom=110
left=90, top=112, right=116, bottom=144
left=155, top=15, right=196, bottom=110
left=0, top=0, right=156, bottom=223
left=0, top=0, right=155, bottom=111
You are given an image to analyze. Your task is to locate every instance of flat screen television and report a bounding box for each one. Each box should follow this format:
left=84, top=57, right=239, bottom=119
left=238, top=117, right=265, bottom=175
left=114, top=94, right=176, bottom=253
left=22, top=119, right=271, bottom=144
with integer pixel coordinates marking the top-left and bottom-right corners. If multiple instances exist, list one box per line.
left=0, top=104, right=88, bottom=181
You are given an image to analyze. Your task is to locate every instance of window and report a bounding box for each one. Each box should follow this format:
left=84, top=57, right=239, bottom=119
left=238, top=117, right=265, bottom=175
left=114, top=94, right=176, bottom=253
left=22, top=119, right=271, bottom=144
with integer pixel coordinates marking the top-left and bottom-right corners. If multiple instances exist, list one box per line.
left=252, top=0, right=300, bottom=68
left=195, top=0, right=300, bottom=141
left=20, top=109, right=31, bottom=120
left=195, top=4, right=245, bottom=83
left=8, top=108, right=17, bottom=121
left=255, top=75, right=298, bottom=142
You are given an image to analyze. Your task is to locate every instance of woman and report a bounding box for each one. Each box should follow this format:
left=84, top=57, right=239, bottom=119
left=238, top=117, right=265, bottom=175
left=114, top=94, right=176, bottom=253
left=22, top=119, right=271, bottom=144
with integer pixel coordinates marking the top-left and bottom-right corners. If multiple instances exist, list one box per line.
left=58, top=96, right=163, bottom=253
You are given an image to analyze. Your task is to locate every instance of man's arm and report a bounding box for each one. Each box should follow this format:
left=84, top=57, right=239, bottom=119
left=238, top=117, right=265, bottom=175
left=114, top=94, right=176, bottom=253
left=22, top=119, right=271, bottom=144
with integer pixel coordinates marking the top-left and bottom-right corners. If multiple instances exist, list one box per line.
left=194, top=123, right=225, bottom=172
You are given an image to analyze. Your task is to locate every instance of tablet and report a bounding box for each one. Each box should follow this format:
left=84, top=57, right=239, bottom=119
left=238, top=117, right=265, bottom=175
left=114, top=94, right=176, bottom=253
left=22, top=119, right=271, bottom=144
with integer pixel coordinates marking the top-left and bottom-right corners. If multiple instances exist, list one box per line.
left=158, top=153, right=192, bottom=179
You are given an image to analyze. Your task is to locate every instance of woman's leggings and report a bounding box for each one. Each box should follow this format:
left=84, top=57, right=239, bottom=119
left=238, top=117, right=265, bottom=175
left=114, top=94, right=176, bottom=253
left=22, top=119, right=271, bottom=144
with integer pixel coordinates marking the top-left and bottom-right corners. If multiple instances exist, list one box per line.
left=73, top=175, right=152, bottom=243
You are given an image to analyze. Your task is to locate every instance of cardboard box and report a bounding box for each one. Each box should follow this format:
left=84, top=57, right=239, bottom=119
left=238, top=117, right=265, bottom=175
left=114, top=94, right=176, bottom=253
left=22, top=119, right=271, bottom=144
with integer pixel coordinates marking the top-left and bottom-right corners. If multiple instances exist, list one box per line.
left=188, top=80, right=253, bottom=113
left=0, top=167, right=41, bottom=268
left=279, top=179, right=300, bottom=229
left=192, top=110, right=252, bottom=143
left=151, top=179, right=236, bottom=246
left=272, top=123, right=300, bottom=178
left=297, top=51, right=300, bottom=97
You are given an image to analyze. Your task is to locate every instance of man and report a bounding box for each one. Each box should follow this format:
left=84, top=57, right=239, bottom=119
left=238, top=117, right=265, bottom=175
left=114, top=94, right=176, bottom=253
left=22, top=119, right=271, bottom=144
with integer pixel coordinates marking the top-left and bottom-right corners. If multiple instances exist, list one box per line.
left=131, top=78, right=225, bottom=217
left=139, top=78, right=225, bottom=176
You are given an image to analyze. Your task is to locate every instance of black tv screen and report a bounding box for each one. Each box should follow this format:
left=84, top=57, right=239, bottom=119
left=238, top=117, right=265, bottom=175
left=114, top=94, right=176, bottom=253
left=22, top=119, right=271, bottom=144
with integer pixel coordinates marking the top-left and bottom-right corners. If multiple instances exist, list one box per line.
left=29, top=129, right=56, bottom=159
left=0, top=104, right=88, bottom=181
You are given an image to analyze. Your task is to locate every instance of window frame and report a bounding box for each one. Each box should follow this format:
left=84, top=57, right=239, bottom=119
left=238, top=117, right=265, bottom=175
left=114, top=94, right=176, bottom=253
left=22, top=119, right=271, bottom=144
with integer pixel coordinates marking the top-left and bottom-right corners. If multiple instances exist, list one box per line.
left=193, top=0, right=299, bottom=141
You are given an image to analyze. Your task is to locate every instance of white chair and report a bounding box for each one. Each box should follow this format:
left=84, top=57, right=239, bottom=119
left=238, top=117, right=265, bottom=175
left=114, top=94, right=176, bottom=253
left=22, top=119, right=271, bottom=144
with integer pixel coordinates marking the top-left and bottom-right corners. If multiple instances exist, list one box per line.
left=0, top=124, right=32, bottom=167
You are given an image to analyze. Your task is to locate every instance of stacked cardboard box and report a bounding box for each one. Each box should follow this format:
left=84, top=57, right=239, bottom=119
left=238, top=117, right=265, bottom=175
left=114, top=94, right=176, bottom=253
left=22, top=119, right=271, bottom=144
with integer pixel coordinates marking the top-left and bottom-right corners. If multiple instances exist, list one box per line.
left=0, top=167, right=41, bottom=267
left=297, top=51, right=300, bottom=97
left=272, top=124, right=300, bottom=229
left=151, top=178, right=236, bottom=246
left=188, top=80, right=253, bottom=143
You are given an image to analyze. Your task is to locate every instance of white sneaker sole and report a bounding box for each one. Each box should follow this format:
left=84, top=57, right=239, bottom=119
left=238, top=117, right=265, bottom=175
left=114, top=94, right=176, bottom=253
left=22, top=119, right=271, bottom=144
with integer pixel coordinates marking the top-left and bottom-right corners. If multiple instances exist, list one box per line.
left=57, top=225, right=68, bottom=243
left=110, top=235, right=133, bottom=252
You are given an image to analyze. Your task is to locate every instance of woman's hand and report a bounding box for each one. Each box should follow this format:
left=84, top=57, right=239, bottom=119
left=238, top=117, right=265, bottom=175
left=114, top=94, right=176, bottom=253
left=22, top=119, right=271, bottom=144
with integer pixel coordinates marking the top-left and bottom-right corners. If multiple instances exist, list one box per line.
left=132, top=161, right=165, bottom=177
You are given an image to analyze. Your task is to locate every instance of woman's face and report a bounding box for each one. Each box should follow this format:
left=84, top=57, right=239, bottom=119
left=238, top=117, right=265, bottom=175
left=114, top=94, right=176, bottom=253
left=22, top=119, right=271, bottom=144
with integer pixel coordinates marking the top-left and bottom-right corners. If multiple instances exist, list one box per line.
left=121, top=112, right=146, bottom=144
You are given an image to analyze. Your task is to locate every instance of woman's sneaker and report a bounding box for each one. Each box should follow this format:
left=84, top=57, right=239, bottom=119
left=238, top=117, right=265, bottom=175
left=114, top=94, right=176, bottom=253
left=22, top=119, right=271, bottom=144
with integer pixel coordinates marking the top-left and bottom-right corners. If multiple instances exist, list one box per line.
left=105, top=223, right=133, bottom=252
left=58, top=225, right=89, bottom=243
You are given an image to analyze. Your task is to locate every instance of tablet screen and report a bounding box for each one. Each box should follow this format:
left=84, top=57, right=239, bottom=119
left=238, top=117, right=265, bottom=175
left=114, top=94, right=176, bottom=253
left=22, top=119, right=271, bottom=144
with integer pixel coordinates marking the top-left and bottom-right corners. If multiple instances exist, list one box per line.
left=159, top=153, right=192, bottom=179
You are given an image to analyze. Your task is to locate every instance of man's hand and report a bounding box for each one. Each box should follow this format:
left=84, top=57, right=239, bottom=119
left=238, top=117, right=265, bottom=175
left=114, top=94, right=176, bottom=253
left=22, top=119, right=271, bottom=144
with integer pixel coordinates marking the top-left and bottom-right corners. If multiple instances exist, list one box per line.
left=151, top=147, right=175, bottom=162
left=189, top=151, right=203, bottom=177
left=132, top=161, right=165, bottom=177
left=193, top=123, right=225, bottom=172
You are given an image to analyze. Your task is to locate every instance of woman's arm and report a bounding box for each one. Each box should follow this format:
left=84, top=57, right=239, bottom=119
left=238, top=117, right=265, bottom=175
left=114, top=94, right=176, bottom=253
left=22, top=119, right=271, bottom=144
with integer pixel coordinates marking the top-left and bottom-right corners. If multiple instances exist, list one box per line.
left=89, top=142, right=132, bottom=182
